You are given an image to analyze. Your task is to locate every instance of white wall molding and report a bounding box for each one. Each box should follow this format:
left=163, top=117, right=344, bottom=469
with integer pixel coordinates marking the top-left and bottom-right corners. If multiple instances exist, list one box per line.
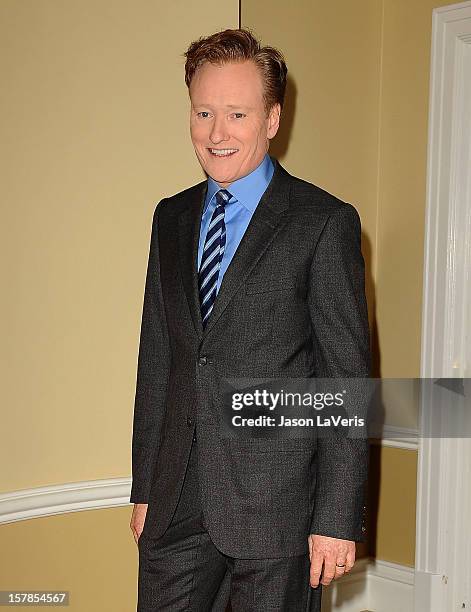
left=0, top=478, right=132, bottom=524
left=417, top=1, right=471, bottom=610
left=377, top=425, right=418, bottom=451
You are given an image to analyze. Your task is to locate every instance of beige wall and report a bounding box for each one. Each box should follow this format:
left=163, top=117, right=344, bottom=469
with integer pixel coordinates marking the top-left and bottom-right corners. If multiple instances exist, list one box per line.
left=368, top=445, right=417, bottom=566
left=242, top=0, right=382, bottom=326
left=1, top=0, right=238, bottom=494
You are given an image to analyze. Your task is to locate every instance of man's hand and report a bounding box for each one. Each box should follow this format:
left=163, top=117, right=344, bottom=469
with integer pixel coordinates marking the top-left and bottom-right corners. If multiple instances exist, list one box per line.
left=308, top=534, right=355, bottom=588
left=130, top=503, right=148, bottom=545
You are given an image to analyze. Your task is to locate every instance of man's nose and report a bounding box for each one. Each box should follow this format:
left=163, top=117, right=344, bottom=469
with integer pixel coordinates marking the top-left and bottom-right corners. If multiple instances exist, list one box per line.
left=209, top=117, right=229, bottom=144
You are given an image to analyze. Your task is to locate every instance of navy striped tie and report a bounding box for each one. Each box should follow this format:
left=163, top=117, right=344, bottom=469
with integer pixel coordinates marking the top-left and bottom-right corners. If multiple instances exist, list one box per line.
left=199, top=189, right=231, bottom=328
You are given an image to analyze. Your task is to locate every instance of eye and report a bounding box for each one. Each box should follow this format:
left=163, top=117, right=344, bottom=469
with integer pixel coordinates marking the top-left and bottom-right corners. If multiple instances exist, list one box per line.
left=231, top=112, right=246, bottom=119
left=197, top=111, right=211, bottom=119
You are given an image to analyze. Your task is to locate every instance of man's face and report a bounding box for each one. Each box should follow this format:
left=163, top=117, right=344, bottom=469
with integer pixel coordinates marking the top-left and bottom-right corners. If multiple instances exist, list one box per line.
left=189, top=60, right=280, bottom=188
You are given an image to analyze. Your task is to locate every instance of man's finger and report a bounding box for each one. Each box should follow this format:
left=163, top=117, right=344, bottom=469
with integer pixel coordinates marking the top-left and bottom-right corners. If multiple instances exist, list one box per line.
left=321, top=558, right=337, bottom=586
left=344, top=547, right=356, bottom=573
left=308, top=536, right=313, bottom=562
left=309, top=552, right=324, bottom=588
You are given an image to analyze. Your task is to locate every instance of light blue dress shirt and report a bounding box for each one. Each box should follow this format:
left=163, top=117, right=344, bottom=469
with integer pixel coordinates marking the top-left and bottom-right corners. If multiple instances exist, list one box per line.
left=197, top=154, right=274, bottom=294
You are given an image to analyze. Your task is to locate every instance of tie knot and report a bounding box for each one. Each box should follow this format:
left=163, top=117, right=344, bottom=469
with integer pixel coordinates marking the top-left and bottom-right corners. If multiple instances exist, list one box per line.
left=215, top=189, right=231, bottom=207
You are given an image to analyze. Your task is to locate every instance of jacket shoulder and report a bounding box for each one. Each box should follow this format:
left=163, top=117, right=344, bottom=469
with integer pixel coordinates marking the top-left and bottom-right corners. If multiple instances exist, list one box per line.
left=283, top=168, right=360, bottom=221
left=155, top=180, right=206, bottom=217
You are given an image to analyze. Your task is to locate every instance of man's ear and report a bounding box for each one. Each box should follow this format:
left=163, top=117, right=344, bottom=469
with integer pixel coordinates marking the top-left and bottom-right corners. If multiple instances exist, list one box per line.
left=267, top=103, right=281, bottom=140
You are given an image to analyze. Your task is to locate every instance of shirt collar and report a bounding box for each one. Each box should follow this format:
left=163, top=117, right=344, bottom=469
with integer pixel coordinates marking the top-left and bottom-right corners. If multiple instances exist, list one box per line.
left=204, top=153, right=274, bottom=214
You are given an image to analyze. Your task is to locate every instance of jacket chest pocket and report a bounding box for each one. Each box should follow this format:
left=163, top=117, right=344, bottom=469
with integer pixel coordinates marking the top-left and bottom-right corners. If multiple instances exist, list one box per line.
left=245, top=277, right=298, bottom=294
left=245, top=277, right=308, bottom=301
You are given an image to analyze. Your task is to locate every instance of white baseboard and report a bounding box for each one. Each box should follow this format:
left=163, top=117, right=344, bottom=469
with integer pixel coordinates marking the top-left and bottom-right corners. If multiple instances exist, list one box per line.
left=322, top=558, right=414, bottom=612
left=322, top=557, right=370, bottom=612
left=367, top=559, right=415, bottom=611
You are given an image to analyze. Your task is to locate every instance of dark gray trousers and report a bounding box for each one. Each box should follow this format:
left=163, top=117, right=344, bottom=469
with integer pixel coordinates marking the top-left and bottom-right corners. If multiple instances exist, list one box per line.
left=137, top=437, right=322, bottom=611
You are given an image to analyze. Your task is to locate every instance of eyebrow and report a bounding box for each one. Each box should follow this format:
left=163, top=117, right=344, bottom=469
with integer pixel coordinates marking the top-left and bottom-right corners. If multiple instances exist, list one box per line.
left=192, top=104, right=254, bottom=111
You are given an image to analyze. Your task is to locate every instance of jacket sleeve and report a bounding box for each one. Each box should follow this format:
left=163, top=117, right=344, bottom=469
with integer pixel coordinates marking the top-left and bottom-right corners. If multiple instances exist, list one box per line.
left=130, top=200, right=171, bottom=504
left=307, top=203, right=371, bottom=541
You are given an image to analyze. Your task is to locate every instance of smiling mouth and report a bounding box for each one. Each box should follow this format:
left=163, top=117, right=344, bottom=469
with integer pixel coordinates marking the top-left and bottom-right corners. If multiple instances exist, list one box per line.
left=208, top=148, right=239, bottom=157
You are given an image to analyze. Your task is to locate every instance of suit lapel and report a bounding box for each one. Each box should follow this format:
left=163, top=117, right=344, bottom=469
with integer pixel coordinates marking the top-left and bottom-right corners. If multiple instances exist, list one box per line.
left=178, top=182, right=206, bottom=341
left=178, top=159, right=292, bottom=340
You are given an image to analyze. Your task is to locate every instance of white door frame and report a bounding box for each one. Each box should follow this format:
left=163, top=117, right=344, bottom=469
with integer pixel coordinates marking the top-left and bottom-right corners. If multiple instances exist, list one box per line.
left=416, top=2, right=471, bottom=610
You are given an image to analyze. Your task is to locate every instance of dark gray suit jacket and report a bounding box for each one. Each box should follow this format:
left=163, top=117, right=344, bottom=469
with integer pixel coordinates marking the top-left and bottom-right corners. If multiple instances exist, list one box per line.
left=130, top=158, right=371, bottom=558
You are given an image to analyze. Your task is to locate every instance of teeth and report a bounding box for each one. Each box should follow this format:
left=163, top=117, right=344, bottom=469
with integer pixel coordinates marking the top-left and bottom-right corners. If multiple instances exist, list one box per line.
left=209, top=148, right=238, bottom=156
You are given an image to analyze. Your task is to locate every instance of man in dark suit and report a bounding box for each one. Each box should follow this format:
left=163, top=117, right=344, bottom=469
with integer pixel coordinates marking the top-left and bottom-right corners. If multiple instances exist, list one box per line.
left=130, top=28, right=370, bottom=611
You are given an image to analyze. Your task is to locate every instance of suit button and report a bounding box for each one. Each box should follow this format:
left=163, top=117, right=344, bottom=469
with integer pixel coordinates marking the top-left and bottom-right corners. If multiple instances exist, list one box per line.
left=198, top=356, right=207, bottom=366
left=187, top=416, right=194, bottom=427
